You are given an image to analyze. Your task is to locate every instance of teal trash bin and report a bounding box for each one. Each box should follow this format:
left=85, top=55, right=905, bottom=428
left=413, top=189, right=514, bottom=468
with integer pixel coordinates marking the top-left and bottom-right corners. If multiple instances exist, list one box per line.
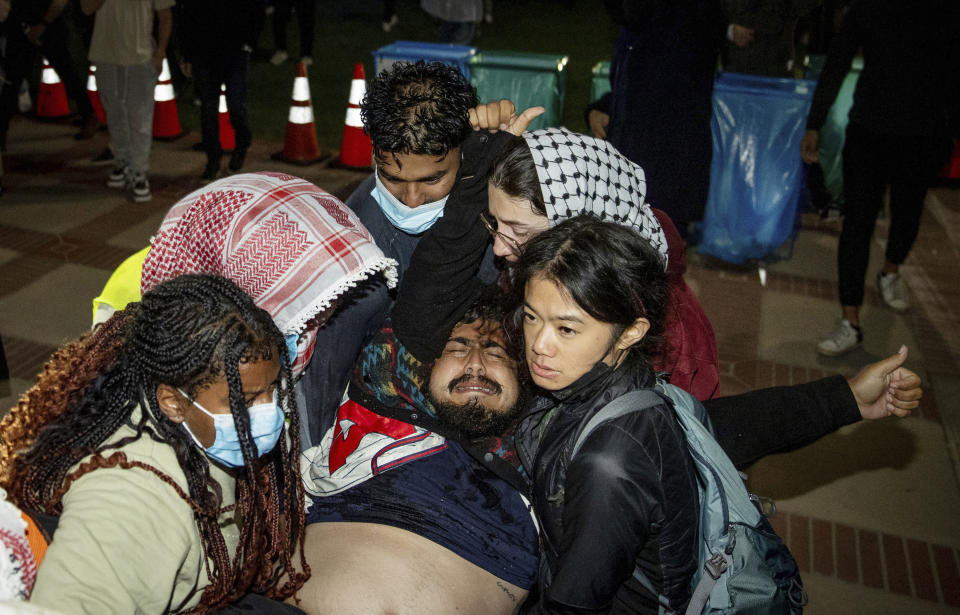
left=590, top=61, right=611, bottom=103
left=807, top=56, right=864, bottom=203
left=469, top=50, right=568, bottom=131
left=372, top=41, right=477, bottom=79
left=802, top=54, right=827, bottom=81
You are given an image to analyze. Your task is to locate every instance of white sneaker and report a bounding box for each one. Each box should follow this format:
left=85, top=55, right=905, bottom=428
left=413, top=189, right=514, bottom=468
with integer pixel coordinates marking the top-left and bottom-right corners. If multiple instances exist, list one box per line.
left=129, top=173, right=151, bottom=203
left=17, top=79, right=31, bottom=113
left=877, top=272, right=909, bottom=312
left=107, top=165, right=128, bottom=188
left=817, top=319, right=863, bottom=357
left=269, top=50, right=289, bottom=66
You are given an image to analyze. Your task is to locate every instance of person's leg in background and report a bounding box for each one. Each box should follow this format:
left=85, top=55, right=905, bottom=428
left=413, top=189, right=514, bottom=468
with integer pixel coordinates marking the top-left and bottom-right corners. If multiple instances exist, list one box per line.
left=877, top=133, right=954, bottom=310
left=224, top=49, right=251, bottom=172
left=382, top=0, right=398, bottom=32
left=270, top=0, right=292, bottom=65
left=0, top=24, right=38, bottom=149
left=125, top=61, right=159, bottom=202
left=95, top=63, right=133, bottom=189
left=818, top=123, right=886, bottom=356
left=190, top=60, right=223, bottom=180
left=294, top=0, right=315, bottom=65
left=40, top=17, right=97, bottom=139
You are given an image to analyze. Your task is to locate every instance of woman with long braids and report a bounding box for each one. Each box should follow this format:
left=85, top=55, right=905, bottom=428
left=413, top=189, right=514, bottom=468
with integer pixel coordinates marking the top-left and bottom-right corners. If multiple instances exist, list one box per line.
left=0, top=274, right=309, bottom=613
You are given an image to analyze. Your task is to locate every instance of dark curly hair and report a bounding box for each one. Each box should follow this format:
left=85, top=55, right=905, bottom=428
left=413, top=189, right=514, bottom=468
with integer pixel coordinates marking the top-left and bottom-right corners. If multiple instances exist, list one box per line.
left=458, top=284, right=522, bottom=361
left=0, top=274, right=309, bottom=612
left=361, top=60, right=478, bottom=165
left=505, top=215, right=668, bottom=374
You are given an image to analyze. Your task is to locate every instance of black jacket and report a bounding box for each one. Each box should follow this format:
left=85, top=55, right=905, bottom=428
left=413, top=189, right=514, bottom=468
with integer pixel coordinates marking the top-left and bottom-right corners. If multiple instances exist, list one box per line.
left=805, top=0, right=960, bottom=137
left=517, top=362, right=700, bottom=614
left=515, top=366, right=861, bottom=613
left=175, top=0, right=264, bottom=64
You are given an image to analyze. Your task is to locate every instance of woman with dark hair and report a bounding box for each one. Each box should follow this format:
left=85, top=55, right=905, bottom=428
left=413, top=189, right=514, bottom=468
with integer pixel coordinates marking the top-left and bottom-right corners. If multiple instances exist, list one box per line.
left=510, top=215, right=698, bottom=613
left=484, top=126, right=719, bottom=401
left=0, top=274, right=309, bottom=613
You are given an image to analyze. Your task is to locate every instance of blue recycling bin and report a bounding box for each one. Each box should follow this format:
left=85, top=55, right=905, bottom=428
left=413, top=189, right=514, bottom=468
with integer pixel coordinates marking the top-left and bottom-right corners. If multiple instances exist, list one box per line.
left=372, top=41, right=477, bottom=79
left=699, top=72, right=816, bottom=264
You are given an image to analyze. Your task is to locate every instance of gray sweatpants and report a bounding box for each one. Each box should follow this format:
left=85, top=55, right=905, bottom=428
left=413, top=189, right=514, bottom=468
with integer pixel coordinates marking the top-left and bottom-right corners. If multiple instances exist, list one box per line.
left=96, top=61, right=158, bottom=176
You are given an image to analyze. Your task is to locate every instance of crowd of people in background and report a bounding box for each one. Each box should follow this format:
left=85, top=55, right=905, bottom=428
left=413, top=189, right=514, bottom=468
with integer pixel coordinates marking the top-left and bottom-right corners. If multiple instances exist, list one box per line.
left=0, top=0, right=501, bottom=199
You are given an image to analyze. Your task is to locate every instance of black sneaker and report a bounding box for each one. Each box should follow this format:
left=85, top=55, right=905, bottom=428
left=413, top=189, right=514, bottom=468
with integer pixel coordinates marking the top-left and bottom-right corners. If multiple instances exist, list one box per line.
left=202, top=157, right=221, bottom=180
left=228, top=148, right=247, bottom=172
left=107, top=165, right=128, bottom=188
left=130, top=173, right=151, bottom=203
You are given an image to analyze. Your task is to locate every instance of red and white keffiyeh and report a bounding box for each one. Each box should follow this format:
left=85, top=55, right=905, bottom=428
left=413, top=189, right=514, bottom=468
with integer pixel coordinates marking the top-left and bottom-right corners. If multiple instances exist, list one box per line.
left=0, top=489, right=35, bottom=600
left=142, top=172, right=398, bottom=377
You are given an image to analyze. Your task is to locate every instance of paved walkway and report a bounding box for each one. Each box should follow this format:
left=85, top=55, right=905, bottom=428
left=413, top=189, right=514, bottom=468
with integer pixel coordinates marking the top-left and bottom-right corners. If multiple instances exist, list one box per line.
left=1, top=116, right=958, bottom=614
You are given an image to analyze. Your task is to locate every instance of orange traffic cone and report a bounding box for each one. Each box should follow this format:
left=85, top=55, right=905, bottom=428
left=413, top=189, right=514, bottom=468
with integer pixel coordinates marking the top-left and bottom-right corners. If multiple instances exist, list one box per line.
left=272, top=61, right=326, bottom=165
left=336, top=63, right=373, bottom=168
left=217, top=84, right=236, bottom=151
left=86, top=64, right=107, bottom=125
left=37, top=57, right=71, bottom=119
left=152, top=58, right=184, bottom=140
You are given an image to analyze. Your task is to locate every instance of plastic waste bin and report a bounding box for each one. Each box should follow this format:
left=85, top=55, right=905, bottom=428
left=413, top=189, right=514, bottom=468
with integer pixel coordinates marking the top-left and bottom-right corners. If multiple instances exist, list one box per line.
left=699, top=72, right=816, bottom=264
left=469, top=50, right=568, bottom=131
left=590, top=61, right=611, bottom=103
left=372, top=41, right=476, bottom=79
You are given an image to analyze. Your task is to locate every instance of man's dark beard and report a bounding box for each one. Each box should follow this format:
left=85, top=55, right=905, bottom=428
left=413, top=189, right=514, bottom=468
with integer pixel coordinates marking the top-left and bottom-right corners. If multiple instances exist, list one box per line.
left=427, top=375, right=524, bottom=438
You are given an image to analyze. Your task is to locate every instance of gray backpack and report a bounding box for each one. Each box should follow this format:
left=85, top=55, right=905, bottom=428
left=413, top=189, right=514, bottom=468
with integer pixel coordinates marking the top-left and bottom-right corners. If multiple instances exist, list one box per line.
left=570, top=382, right=807, bottom=615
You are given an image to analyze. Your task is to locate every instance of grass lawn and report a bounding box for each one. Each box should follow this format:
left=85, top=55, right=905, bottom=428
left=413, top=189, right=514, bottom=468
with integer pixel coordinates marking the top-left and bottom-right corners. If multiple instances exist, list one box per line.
left=176, top=0, right=620, bottom=148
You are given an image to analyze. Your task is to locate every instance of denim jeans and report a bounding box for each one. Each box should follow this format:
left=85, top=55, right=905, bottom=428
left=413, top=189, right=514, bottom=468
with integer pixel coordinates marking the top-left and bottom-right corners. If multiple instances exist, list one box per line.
left=96, top=61, right=159, bottom=176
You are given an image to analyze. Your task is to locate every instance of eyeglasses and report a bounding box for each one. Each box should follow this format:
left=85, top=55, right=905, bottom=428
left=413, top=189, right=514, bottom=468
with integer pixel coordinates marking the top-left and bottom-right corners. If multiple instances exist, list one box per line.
left=479, top=212, right=524, bottom=257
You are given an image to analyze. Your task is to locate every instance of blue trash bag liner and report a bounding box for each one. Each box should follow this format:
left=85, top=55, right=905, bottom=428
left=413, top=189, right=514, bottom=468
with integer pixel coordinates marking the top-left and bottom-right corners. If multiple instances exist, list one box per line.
left=699, top=73, right=815, bottom=264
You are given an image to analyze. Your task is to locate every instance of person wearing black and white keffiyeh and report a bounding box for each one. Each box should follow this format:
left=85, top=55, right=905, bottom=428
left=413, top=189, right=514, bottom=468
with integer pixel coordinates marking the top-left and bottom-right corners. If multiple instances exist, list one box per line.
left=523, top=127, right=669, bottom=267
left=487, top=126, right=720, bottom=401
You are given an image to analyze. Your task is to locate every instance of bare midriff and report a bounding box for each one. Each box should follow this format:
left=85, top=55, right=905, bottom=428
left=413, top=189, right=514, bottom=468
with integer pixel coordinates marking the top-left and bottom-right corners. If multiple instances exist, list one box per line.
left=290, top=522, right=528, bottom=615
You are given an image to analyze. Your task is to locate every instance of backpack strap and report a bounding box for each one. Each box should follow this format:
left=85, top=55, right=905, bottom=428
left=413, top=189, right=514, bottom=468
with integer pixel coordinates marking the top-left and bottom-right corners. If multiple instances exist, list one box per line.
left=571, top=389, right=665, bottom=457
left=571, top=387, right=733, bottom=615
left=685, top=551, right=731, bottom=615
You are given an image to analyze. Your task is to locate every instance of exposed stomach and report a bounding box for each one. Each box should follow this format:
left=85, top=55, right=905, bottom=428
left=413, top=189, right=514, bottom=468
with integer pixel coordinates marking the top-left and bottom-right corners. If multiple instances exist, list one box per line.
left=291, top=522, right=528, bottom=615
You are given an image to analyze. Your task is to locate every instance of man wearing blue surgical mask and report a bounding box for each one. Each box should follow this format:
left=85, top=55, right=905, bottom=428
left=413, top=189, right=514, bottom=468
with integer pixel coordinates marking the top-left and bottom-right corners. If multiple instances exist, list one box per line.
left=298, top=60, right=505, bottom=447
left=348, top=60, right=496, bottom=277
